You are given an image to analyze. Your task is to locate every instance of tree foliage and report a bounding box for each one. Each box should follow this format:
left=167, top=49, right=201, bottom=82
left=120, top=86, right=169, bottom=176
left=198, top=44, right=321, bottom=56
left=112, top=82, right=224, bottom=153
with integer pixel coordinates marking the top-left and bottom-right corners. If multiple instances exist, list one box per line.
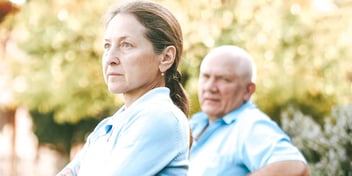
left=5, top=0, right=352, bottom=173
left=12, top=0, right=117, bottom=123
left=11, top=0, right=351, bottom=123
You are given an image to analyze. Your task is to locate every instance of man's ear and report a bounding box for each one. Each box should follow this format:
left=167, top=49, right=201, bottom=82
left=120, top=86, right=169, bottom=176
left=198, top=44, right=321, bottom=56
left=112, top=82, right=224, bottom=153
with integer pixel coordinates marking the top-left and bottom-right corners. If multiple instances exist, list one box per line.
left=159, top=46, right=176, bottom=73
left=244, top=83, right=256, bottom=101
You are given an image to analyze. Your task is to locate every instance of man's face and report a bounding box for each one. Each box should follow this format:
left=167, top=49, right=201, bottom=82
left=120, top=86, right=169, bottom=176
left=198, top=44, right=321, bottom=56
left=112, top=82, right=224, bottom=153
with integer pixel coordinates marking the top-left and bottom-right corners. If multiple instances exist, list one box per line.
left=198, top=52, right=250, bottom=121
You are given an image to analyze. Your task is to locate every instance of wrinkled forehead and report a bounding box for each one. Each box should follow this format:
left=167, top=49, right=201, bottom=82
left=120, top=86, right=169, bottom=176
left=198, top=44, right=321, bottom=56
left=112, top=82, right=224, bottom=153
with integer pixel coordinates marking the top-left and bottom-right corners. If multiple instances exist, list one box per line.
left=201, top=50, right=240, bottom=68
left=200, top=53, right=240, bottom=77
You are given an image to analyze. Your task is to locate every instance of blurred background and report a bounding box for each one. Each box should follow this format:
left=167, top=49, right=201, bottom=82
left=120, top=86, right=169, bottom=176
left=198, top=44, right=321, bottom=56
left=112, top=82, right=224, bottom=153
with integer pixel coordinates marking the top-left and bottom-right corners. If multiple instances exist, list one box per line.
left=0, top=0, right=351, bottom=175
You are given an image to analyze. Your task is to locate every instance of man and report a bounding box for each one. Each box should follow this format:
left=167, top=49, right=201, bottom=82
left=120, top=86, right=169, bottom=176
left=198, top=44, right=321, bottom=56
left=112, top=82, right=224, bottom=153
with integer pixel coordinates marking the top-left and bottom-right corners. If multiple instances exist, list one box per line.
left=188, top=45, right=310, bottom=176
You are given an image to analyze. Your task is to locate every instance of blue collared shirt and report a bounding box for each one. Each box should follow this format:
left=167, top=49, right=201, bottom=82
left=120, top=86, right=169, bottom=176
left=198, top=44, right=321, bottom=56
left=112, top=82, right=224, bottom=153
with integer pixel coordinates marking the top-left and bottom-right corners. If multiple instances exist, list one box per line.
left=59, top=87, right=190, bottom=176
left=188, top=101, right=306, bottom=176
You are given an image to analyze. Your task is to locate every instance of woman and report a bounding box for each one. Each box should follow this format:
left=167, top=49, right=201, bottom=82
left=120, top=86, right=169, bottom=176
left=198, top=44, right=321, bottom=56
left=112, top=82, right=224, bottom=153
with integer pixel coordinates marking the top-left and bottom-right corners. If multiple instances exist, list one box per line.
left=57, top=1, right=191, bottom=175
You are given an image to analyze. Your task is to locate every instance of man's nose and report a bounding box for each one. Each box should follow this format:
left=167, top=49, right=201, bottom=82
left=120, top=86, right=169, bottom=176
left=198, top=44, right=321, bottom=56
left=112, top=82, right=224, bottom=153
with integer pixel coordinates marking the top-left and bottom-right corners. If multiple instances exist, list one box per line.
left=203, top=78, right=217, bottom=92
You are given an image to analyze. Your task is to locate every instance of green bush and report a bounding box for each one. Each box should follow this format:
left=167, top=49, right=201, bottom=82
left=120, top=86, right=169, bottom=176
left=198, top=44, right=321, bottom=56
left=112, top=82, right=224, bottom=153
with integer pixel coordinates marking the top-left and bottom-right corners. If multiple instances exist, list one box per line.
left=281, top=105, right=352, bottom=176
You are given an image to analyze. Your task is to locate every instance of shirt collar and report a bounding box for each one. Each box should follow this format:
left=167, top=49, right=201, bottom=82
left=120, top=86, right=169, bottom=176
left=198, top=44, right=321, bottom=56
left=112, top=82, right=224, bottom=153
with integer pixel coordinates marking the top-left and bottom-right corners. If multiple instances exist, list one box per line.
left=221, top=101, right=255, bottom=124
left=108, top=87, right=170, bottom=124
left=113, top=87, right=170, bottom=116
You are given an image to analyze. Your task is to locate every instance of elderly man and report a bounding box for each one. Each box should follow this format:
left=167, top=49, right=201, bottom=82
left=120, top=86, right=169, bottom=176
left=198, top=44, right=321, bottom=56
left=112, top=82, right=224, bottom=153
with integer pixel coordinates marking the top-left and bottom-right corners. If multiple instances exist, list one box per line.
left=188, top=45, right=310, bottom=176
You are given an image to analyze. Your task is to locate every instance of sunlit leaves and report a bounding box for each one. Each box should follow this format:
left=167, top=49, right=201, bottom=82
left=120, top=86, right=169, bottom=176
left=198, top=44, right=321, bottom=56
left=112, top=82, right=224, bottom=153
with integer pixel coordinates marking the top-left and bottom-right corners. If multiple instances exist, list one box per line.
left=13, top=0, right=117, bottom=123
left=9, top=0, right=352, bottom=124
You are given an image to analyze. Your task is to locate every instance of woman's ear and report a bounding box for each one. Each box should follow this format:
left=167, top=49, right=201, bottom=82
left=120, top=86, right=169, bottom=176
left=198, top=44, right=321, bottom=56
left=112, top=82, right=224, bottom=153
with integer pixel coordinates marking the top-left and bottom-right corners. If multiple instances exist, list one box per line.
left=159, top=46, right=176, bottom=73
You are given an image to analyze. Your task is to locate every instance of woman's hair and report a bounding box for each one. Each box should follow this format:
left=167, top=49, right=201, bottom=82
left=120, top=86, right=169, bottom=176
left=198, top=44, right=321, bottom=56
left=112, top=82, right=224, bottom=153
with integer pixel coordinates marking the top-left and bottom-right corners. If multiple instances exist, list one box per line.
left=104, top=1, right=189, bottom=116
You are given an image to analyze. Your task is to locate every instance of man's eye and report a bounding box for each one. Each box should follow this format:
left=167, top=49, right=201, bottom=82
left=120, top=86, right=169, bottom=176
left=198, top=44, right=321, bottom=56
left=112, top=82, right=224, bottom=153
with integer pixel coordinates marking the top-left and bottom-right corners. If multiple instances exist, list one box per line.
left=201, top=74, right=210, bottom=79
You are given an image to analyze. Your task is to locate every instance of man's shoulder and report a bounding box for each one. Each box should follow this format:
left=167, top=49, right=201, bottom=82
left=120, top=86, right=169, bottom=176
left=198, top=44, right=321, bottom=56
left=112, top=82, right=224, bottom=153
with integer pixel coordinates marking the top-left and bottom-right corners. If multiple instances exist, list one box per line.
left=235, top=106, right=275, bottom=126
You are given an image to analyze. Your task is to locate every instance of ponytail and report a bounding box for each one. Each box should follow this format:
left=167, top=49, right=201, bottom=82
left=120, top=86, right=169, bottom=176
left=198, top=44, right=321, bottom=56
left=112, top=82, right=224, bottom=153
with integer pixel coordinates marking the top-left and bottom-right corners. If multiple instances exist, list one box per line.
left=165, top=66, right=190, bottom=117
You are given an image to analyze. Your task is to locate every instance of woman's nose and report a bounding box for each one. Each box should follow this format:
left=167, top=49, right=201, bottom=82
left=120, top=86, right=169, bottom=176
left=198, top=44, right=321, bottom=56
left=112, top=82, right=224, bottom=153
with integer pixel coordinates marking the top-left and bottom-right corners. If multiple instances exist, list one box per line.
left=104, top=50, right=120, bottom=65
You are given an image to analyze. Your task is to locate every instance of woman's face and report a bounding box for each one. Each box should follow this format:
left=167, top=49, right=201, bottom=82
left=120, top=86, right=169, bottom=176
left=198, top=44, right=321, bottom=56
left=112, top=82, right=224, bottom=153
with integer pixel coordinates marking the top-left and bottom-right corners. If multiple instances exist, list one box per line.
left=102, top=13, right=163, bottom=104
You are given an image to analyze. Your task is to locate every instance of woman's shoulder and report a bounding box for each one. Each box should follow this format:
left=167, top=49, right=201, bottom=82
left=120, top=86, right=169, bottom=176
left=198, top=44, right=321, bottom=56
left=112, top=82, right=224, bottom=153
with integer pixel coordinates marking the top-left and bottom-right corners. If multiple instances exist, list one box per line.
left=141, top=102, right=185, bottom=121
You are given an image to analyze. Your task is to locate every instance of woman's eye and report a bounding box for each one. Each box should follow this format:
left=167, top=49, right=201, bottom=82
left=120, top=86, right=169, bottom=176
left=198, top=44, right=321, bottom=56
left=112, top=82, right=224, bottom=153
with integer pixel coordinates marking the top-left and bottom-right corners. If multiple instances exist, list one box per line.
left=121, top=42, right=132, bottom=48
left=104, top=43, right=110, bottom=49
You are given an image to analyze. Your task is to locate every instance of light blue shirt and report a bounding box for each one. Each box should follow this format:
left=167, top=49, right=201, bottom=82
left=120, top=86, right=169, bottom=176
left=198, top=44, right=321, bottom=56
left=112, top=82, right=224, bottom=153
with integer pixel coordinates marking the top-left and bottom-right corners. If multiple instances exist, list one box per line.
left=59, top=87, right=190, bottom=176
left=188, top=101, right=306, bottom=176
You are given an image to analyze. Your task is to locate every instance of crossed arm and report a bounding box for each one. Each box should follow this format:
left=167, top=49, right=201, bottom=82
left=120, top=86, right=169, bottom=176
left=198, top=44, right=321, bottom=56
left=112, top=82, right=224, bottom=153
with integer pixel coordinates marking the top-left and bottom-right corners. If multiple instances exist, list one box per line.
left=249, top=160, right=310, bottom=176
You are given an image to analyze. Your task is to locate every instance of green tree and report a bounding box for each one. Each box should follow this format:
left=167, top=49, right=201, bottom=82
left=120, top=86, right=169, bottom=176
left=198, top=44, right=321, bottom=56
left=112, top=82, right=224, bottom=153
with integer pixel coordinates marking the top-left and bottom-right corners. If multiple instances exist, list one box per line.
left=9, top=0, right=117, bottom=158
left=13, top=0, right=118, bottom=123
left=7, top=0, right=352, bottom=171
left=172, top=0, right=352, bottom=124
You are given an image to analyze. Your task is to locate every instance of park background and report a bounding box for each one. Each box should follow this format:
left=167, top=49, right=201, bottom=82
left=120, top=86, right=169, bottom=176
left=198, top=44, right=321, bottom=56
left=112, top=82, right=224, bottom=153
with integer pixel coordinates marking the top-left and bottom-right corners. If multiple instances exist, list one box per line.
left=0, top=0, right=351, bottom=175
